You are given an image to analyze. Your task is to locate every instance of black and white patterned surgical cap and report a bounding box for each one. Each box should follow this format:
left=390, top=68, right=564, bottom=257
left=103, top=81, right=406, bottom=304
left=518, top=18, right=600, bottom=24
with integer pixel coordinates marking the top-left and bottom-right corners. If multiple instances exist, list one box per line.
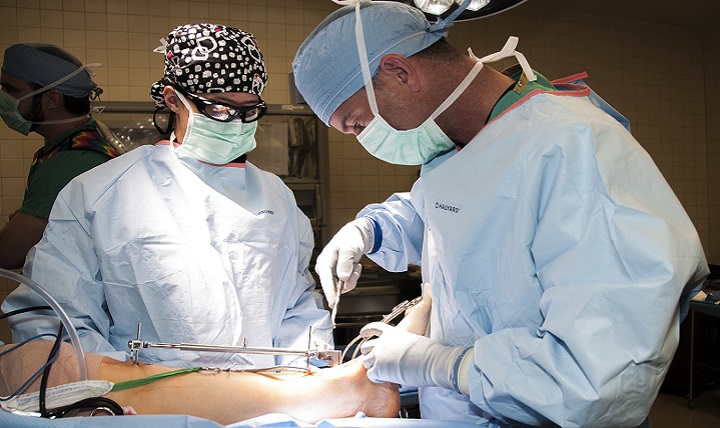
left=150, top=23, right=267, bottom=108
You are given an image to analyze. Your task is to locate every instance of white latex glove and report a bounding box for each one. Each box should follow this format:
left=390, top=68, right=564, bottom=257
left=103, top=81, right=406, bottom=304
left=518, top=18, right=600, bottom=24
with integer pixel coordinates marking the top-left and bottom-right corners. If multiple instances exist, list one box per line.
left=359, top=322, right=473, bottom=392
left=397, top=283, right=432, bottom=335
left=315, top=218, right=374, bottom=308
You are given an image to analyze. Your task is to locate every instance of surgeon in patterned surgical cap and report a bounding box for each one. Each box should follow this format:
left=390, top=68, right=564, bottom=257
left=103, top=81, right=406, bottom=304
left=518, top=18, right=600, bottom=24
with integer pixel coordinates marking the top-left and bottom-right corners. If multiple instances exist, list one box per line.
left=3, top=23, right=334, bottom=371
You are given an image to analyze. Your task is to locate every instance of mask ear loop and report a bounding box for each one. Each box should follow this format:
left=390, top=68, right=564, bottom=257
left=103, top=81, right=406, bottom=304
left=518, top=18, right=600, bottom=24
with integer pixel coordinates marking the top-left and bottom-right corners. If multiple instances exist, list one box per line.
left=428, top=61, right=484, bottom=121
left=171, top=90, right=197, bottom=145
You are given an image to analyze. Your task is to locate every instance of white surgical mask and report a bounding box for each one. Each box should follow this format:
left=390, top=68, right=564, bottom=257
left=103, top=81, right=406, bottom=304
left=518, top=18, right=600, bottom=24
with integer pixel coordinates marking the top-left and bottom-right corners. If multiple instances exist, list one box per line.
left=174, top=91, right=257, bottom=165
left=350, top=1, right=482, bottom=165
left=0, top=64, right=100, bottom=136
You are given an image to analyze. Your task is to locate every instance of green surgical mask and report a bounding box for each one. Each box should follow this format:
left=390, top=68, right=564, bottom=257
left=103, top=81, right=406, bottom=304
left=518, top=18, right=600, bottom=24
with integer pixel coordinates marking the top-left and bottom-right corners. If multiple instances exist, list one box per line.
left=174, top=91, right=257, bottom=165
left=0, top=90, right=36, bottom=135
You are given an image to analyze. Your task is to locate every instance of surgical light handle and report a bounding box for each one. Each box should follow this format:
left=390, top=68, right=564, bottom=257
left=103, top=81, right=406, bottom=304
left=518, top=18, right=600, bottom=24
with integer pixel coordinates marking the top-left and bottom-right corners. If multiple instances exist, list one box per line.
left=0, top=268, right=88, bottom=381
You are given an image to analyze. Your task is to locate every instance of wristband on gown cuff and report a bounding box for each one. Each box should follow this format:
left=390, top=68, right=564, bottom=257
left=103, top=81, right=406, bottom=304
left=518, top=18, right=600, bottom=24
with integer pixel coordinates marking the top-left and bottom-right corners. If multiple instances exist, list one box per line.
left=452, top=347, right=474, bottom=395
left=364, top=216, right=382, bottom=254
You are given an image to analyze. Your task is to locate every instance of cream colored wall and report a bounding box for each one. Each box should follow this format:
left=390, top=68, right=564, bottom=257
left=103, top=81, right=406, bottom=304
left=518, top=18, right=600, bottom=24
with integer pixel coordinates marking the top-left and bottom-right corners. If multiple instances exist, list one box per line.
left=0, top=0, right=717, bottom=345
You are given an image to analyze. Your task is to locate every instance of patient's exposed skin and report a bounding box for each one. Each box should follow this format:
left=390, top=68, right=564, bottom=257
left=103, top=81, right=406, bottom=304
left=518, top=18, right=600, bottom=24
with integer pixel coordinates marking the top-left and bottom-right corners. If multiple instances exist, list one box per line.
left=0, top=341, right=400, bottom=424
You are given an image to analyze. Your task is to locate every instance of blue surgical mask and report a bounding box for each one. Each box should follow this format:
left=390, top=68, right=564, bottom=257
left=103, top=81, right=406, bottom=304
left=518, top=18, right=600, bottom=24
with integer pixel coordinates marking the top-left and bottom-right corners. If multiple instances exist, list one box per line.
left=0, top=64, right=98, bottom=136
left=174, top=91, right=257, bottom=165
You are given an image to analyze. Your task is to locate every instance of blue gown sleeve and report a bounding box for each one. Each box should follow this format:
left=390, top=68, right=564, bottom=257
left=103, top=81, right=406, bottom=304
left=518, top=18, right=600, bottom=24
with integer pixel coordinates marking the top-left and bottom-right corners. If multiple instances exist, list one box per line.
left=273, top=215, right=333, bottom=366
left=356, top=179, right=426, bottom=271
left=465, top=124, right=708, bottom=426
left=2, top=181, right=124, bottom=360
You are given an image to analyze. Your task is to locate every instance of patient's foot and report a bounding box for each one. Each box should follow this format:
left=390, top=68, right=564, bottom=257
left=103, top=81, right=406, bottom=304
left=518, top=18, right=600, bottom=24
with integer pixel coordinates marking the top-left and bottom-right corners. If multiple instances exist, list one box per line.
left=317, top=357, right=401, bottom=418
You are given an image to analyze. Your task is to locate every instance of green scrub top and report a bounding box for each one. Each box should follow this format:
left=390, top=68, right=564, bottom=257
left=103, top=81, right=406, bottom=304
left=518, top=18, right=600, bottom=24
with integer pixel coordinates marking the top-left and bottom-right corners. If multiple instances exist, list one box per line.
left=20, top=119, right=114, bottom=219
left=488, top=65, right=557, bottom=123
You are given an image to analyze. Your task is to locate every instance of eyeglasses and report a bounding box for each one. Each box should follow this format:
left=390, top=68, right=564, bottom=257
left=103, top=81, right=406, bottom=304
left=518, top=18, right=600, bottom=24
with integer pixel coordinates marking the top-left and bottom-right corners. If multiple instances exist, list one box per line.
left=178, top=89, right=267, bottom=123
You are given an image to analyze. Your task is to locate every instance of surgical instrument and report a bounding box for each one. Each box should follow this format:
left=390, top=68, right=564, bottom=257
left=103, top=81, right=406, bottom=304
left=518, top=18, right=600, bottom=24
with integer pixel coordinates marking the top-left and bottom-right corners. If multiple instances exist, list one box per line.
left=341, top=295, right=423, bottom=362
left=331, top=279, right=344, bottom=329
left=128, top=325, right=341, bottom=370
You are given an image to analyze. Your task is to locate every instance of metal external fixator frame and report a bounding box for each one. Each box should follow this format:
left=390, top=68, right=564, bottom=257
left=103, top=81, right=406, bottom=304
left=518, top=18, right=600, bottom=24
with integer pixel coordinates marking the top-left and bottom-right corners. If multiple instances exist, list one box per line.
left=128, top=324, right=341, bottom=370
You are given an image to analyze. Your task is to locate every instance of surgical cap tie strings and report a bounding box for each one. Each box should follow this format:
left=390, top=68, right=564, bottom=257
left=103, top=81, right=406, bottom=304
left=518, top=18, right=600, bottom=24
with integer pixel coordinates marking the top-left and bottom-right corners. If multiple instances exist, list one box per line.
left=22, top=63, right=102, bottom=101
left=353, top=1, right=379, bottom=115
left=469, top=36, right=537, bottom=82
left=18, top=63, right=103, bottom=126
left=153, top=38, right=167, bottom=54
left=429, top=0, right=473, bottom=32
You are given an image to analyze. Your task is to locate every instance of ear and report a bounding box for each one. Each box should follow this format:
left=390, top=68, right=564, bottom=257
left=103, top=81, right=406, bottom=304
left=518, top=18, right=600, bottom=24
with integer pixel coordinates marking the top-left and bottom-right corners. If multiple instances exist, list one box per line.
left=163, top=86, right=184, bottom=113
left=376, top=54, right=421, bottom=92
left=42, top=89, right=65, bottom=110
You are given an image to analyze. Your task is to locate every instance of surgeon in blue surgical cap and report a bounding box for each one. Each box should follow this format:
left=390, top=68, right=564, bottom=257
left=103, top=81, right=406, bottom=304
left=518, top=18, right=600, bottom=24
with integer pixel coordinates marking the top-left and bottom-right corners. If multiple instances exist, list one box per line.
left=292, top=1, right=709, bottom=426
left=0, top=43, right=119, bottom=270
left=3, top=23, right=332, bottom=370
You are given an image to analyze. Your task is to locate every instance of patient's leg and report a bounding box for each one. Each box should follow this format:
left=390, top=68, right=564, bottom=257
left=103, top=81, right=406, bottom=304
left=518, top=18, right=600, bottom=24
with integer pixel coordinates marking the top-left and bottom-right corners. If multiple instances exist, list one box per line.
left=0, top=341, right=400, bottom=424
left=0, top=340, right=104, bottom=396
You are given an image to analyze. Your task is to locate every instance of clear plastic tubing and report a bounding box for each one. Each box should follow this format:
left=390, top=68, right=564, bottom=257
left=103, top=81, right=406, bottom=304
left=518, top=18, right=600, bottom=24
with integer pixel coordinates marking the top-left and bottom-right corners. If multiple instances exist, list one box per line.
left=0, top=268, right=88, bottom=381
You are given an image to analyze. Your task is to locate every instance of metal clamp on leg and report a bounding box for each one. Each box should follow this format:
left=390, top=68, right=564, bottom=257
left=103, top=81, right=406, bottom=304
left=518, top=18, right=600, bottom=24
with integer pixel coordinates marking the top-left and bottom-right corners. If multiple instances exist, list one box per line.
left=128, top=323, right=341, bottom=369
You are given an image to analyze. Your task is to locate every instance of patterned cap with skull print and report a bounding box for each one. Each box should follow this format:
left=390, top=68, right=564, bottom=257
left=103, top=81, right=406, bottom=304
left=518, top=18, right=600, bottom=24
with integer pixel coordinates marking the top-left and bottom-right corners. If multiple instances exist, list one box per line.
left=150, top=23, right=268, bottom=108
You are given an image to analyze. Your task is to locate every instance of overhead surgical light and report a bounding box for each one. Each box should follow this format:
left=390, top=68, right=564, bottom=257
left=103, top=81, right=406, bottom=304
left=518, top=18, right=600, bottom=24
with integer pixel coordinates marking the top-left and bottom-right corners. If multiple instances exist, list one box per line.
left=330, top=1, right=528, bottom=23
left=414, top=0, right=490, bottom=15
left=413, top=0, right=454, bottom=15
left=391, top=0, right=528, bottom=22
left=461, top=0, right=491, bottom=11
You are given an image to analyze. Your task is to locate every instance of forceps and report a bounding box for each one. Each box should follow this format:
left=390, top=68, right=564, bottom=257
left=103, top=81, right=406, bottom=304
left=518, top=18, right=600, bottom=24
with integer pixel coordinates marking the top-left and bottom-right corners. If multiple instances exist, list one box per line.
left=330, top=280, right=344, bottom=329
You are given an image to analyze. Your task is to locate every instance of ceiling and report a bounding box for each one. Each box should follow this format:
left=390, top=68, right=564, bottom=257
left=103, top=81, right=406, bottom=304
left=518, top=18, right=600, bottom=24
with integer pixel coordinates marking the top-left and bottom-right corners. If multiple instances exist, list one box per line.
left=532, top=0, right=718, bottom=29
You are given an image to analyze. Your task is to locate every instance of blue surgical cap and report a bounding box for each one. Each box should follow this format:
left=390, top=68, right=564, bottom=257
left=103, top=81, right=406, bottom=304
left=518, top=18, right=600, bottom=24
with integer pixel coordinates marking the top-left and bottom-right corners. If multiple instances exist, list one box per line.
left=292, top=1, right=448, bottom=125
left=1, top=43, right=100, bottom=98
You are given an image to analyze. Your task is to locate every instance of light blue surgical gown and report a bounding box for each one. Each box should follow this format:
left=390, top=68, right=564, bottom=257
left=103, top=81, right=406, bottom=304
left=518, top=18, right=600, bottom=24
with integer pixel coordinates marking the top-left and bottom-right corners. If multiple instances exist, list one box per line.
left=2, top=142, right=332, bottom=369
left=358, top=89, right=709, bottom=426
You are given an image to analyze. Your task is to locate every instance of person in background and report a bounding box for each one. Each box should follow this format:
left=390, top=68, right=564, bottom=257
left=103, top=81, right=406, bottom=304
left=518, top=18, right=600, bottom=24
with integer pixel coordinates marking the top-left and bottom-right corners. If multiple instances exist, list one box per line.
left=292, top=2, right=708, bottom=427
left=0, top=43, right=120, bottom=269
left=2, top=23, right=332, bottom=370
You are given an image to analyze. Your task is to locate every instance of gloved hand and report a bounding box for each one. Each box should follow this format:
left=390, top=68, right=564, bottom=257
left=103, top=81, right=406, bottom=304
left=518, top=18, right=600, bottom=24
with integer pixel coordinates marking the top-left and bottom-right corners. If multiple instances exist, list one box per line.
left=397, top=282, right=432, bottom=335
left=315, top=217, right=375, bottom=308
left=359, top=322, right=473, bottom=392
